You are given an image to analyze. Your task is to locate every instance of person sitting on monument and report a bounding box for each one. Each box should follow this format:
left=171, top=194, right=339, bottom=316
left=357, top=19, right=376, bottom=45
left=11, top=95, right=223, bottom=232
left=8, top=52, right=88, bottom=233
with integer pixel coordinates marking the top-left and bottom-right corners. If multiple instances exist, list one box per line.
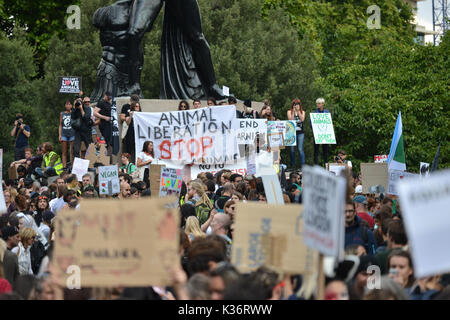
left=178, top=100, right=190, bottom=111
left=34, top=143, right=63, bottom=179
left=120, top=153, right=138, bottom=178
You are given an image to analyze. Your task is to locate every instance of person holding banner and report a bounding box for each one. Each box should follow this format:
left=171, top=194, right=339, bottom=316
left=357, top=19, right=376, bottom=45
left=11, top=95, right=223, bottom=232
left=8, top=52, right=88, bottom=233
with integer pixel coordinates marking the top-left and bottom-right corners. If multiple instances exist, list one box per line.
left=136, top=141, right=155, bottom=189
left=178, top=100, right=190, bottom=111
left=313, top=97, right=330, bottom=166
left=123, top=101, right=142, bottom=159
left=287, top=98, right=305, bottom=170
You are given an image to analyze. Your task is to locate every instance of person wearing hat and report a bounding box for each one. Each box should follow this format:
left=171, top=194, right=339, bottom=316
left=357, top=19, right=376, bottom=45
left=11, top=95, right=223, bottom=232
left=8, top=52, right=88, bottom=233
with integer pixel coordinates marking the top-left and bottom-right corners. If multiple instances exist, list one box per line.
left=354, top=195, right=375, bottom=229
left=227, top=96, right=243, bottom=118
left=242, top=99, right=259, bottom=119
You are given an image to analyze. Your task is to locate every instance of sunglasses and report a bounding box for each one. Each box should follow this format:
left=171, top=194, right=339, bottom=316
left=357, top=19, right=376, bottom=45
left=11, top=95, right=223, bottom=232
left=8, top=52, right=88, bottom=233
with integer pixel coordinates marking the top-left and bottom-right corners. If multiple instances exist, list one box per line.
left=38, top=196, right=48, bottom=200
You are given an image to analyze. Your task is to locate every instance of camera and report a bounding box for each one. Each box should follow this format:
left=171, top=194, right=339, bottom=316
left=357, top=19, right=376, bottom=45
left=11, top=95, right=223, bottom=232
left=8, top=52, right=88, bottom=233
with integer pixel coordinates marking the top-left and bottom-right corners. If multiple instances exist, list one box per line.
left=334, top=155, right=342, bottom=162
left=75, top=101, right=82, bottom=107
left=17, top=120, right=22, bottom=127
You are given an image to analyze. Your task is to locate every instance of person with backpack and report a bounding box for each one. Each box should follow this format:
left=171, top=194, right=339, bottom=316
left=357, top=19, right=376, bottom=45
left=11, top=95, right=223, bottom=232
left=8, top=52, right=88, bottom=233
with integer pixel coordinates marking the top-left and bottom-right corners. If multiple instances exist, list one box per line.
left=345, top=202, right=377, bottom=256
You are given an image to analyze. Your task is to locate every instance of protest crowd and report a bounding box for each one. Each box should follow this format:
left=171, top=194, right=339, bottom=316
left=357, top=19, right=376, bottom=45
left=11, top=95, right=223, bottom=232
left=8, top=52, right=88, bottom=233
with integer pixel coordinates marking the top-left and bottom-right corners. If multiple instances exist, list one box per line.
left=1, top=91, right=449, bottom=301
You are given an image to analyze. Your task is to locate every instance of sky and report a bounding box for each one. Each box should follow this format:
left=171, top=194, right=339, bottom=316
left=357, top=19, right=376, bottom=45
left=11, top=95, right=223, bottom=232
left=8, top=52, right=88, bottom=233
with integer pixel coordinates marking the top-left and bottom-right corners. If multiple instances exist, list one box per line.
left=417, top=0, right=436, bottom=43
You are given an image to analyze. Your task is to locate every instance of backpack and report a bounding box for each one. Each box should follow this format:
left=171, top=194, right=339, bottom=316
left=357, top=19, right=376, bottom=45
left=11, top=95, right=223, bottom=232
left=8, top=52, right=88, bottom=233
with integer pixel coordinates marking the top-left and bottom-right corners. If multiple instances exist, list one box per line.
left=359, top=220, right=375, bottom=255
left=30, top=240, right=47, bottom=275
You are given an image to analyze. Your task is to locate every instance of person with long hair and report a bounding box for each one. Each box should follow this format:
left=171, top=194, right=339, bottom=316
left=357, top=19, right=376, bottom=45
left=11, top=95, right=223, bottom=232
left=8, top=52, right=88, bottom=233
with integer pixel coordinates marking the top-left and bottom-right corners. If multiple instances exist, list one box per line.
left=11, top=227, right=36, bottom=275
left=287, top=98, right=306, bottom=170
left=186, top=181, right=213, bottom=226
left=178, top=100, right=190, bottom=111
left=388, top=249, right=415, bottom=291
left=59, top=100, right=75, bottom=169
left=184, top=216, right=206, bottom=241
left=136, top=141, right=154, bottom=189
left=123, top=101, right=142, bottom=158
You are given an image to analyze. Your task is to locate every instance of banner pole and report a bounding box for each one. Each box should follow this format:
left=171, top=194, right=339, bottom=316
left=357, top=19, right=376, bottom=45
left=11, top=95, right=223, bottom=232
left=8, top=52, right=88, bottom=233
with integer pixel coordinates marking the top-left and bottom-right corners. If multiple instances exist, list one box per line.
left=317, top=253, right=325, bottom=300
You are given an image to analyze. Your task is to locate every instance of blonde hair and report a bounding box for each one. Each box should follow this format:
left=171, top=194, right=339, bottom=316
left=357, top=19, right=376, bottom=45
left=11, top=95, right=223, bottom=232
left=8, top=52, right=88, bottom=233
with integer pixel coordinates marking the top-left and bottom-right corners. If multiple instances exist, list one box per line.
left=316, top=97, right=325, bottom=104
left=20, top=227, right=37, bottom=245
left=8, top=188, right=18, bottom=202
left=185, top=216, right=205, bottom=239
left=190, top=181, right=212, bottom=209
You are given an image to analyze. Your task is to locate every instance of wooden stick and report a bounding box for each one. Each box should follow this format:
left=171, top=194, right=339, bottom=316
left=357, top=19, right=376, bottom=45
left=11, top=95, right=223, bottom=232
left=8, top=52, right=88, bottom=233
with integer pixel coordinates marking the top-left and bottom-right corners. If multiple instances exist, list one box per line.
left=317, top=253, right=325, bottom=300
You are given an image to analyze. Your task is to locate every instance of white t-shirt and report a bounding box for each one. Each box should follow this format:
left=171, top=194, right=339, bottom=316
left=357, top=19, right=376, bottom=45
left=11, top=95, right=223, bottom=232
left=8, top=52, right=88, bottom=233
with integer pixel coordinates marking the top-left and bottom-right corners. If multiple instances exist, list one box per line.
left=49, top=197, right=66, bottom=214
left=39, top=224, right=51, bottom=241
left=137, top=152, right=154, bottom=170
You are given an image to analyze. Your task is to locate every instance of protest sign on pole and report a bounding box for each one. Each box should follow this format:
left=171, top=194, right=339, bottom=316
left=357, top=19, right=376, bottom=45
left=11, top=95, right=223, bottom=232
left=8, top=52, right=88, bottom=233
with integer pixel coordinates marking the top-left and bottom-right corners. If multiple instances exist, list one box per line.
left=134, top=106, right=238, bottom=164
left=398, top=170, right=450, bottom=277
left=388, top=170, right=418, bottom=195
left=54, top=197, right=180, bottom=287
left=284, top=121, right=297, bottom=147
left=420, top=162, right=430, bottom=177
left=261, top=175, right=284, bottom=205
left=302, top=165, right=346, bottom=258
left=255, top=150, right=276, bottom=177
left=58, top=76, right=82, bottom=93
left=360, top=163, right=388, bottom=194
left=159, top=167, right=183, bottom=199
left=190, top=159, right=247, bottom=179
left=98, top=165, right=120, bottom=195
left=71, top=157, right=90, bottom=181
left=236, top=119, right=267, bottom=145
left=231, top=202, right=318, bottom=275
left=246, top=150, right=256, bottom=176
left=310, top=113, right=336, bottom=144
left=374, top=155, right=388, bottom=163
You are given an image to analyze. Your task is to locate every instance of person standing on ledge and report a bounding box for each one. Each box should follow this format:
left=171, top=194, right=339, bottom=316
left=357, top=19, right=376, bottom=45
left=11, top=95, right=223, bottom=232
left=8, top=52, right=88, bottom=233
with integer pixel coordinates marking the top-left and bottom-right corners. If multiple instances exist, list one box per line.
left=11, top=114, right=30, bottom=161
left=313, top=97, right=330, bottom=166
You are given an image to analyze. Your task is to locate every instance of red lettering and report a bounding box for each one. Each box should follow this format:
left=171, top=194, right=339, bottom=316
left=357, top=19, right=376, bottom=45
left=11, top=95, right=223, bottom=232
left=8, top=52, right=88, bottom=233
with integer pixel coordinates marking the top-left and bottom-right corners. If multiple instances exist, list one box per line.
left=173, top=140, right=184, bottom=160
left=187, top=139, right=200, bottom=158
left=159, top=140, right=171, bottom=159
left=200, top=136, right=213, bottom=157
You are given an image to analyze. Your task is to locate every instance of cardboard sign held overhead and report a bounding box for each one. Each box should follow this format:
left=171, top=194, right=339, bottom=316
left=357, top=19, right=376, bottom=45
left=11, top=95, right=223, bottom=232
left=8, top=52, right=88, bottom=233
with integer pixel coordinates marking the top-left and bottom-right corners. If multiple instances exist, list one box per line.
left=398, top=170, right=450, bottom=277
left=231, top=202, right=318, bottom=275
left=360, top=163, right=388, bottom=194
left=150, top=164, right=166, bottom=197
left=99, top=165, right=120, bottom=195
left=54, top=197, right=180, bottom=287
left=71, top=157, right=90, bottom=182
left=85, top=143, right=109, bottom=168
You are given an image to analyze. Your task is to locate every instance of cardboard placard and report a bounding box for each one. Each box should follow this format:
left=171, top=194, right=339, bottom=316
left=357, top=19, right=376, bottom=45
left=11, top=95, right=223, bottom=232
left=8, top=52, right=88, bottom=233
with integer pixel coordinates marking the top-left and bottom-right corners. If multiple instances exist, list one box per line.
left=388, top=170, right=418, bottom=195
left=159, top=167, right=183, bottom=198
left=85, top=144, right=109, bottom=168
left=360, top=163, right=388, bottom=194
left=236, top=119, right=267, bottom=145
left=398, top=170, right=450, bottom=277
left=54, top=197, right=180, bottom=287
left=8, top=164, right=21, bottom=180
left=231, top=202, right=318, bottom=274
left=150, top=164, right=165, bottom=197
left=326, top=163, right=347, bottom=176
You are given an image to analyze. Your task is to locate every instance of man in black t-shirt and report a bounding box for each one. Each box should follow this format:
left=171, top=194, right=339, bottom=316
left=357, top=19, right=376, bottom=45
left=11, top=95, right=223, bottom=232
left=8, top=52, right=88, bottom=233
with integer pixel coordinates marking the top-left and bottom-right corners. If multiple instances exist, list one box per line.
left=10, top=114, right=31, bottom=161
left=120, top=94, right=140, bottom=123
left=94, top=92, right=113, bottom=148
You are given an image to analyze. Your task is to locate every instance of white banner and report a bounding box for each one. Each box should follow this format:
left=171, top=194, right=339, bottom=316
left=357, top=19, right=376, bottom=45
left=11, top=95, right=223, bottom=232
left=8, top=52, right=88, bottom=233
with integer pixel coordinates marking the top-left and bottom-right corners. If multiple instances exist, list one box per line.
left=190, top=159, right=247, bottom=179
left=310, top=113, right=336, bottom=144
left=302, top=165, right=346, bottom=257
left=398, top=170, right=450, bottom=277
left=134, top=106, right=238, bottom=164
left=388, top=169, right=418, bottom=195
left=236, top=119, right=267, bottom=145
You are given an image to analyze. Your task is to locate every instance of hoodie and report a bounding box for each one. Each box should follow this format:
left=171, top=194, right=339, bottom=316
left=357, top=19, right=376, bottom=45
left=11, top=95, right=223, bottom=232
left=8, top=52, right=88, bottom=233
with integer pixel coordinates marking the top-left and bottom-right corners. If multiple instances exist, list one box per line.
left=345, top=216, right=377, bottom=255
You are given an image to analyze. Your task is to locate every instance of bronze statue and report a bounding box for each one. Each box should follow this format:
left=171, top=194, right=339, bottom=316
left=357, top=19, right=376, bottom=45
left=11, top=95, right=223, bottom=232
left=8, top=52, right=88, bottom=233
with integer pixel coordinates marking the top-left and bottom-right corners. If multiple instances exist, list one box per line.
left=91, top=0, right=225, bottom=103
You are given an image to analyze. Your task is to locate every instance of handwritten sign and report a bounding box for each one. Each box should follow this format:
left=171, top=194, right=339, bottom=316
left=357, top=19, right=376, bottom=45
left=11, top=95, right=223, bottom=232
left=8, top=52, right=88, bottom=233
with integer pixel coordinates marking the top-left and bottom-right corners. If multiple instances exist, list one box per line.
left=58, top=76, right=82, bottom=93
left=231, top=202, right=318, bottom=274
left=134, top=105, right=238, bottom=164
left=71, top=157, right=90, bottom=182
left=398, top=170, right=450, bottom=277
left=98, top=165, right=120, bottom=195
left=236, top=119, right=267, bottom=145
left=284, top=121, right=297, bottom=147
left=310, top=113, right=336, bottom=144
left=159, top=167, right=183, bottom=198
left=302, top=165, right=346, bottom=257
left=54, top=198, right=180, bottom=287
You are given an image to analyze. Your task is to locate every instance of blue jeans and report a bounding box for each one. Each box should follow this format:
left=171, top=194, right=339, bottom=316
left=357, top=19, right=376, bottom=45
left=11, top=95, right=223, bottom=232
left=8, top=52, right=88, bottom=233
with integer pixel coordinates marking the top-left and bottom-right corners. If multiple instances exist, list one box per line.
left=290, top=132, right=305, bottom=169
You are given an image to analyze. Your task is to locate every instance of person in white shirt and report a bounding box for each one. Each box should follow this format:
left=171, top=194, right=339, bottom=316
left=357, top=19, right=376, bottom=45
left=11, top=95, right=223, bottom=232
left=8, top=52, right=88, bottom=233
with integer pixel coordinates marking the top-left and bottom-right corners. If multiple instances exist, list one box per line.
left=136, top=141, right=155, bottom=189
left=11, top=227, right=36, bottom=275
left=49, top=184, right=68, bottom=214
left=38, top=211, right=55, bottom=242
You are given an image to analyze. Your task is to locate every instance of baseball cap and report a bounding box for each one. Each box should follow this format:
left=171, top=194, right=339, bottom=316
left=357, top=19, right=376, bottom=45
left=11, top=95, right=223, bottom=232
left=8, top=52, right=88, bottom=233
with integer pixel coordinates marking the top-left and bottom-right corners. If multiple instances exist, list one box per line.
left=1, top=226, right=19, bottom=241
left=353, top=195, right=367, bottom=204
